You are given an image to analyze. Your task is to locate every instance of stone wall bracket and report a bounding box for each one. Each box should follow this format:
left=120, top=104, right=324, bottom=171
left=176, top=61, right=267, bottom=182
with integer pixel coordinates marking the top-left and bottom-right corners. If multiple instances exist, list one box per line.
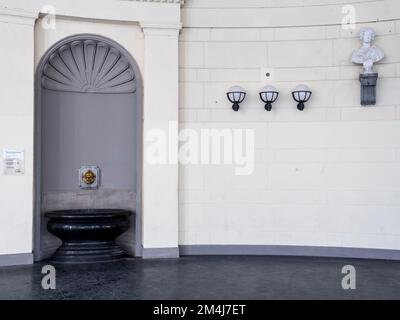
left=359, top=73, right=378, bottom=106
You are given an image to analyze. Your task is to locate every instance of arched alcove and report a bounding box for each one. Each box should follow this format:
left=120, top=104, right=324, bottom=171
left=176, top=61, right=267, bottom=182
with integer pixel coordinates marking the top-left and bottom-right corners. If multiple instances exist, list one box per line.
left=34, top=34, right=142, bottom=261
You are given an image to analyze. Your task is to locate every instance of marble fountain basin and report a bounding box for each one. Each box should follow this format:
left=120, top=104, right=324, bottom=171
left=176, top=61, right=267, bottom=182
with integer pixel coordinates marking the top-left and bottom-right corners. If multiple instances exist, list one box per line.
left=45, top=209, right=132, bottom=264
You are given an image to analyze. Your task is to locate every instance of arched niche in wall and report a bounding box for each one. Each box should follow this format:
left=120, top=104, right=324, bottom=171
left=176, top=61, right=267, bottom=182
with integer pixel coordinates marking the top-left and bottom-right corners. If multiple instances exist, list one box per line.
left=34, top=34, right=142, bottom=261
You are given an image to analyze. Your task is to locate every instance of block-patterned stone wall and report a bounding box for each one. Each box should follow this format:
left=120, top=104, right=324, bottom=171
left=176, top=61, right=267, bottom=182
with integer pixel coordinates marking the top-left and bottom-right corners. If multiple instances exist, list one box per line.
left=178, top=0, right=400, bottom=249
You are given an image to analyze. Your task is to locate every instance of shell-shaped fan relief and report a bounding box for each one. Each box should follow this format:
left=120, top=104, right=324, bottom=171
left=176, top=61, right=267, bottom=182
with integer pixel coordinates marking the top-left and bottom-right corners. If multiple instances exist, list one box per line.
left=42, top=40, right=136, bottom=93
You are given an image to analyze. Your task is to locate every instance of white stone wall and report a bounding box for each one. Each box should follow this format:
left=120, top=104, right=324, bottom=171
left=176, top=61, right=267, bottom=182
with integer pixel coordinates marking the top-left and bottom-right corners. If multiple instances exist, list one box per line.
left=0, top=11, right=36, bottom=255
left=1, top=0, right=400, bottom=261
left=178, top=0, right=400, bottom=249
left=0, top=0, right=182, bottom=261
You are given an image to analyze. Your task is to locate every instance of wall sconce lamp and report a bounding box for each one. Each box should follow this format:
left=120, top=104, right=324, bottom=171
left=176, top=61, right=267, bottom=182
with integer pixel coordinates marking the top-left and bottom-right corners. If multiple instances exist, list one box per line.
left=292, top=85, right=312, bottom=111
left=259, top=85, right=279, bottom=111
left=227, top=86, right=246, bottom=111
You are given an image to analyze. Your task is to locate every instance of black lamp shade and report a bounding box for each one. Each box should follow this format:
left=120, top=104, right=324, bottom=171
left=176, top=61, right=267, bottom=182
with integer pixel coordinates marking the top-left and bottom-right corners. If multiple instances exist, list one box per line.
left=227, top=91, right=246, bottom=103
left=291, top=85, right=312, bottom=111
left=259, top=91, right=279, bottom=103
left=259, top=85, right=279, bottom=111
left=227, top=86, right=246, bottom=111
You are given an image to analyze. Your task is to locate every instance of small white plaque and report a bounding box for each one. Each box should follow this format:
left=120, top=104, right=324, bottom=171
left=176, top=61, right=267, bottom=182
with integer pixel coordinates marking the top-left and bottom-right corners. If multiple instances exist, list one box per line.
left=3, top=150, right=25, bottom=175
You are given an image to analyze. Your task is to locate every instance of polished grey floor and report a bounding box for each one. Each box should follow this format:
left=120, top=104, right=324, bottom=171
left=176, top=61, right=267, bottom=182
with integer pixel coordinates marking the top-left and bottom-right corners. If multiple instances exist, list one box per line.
left=0, top=256, right=399, bottom=300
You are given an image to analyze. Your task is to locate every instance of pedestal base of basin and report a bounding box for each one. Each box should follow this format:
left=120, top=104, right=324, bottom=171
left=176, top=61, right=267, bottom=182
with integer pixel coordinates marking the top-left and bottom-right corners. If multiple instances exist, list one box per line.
left=45, top=209, right=132, bottom=264
left=50, top=241, right=128, bottom=263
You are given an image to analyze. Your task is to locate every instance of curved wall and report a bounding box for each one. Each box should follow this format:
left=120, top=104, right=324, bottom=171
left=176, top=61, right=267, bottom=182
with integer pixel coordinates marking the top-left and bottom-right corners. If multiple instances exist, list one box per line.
left=178, top=0, right=400, bottom=253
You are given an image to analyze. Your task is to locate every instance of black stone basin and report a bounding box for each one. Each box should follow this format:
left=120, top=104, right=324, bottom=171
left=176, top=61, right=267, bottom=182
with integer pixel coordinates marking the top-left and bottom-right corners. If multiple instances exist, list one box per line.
left=45, top=209, right=132, bottom=264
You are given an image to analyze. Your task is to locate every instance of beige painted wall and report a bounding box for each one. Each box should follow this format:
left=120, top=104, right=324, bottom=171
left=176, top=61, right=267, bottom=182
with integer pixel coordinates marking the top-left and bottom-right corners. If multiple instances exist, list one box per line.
left=2, top=0, right=400, bottom=261
left=179, top=0, right=400, bottom=250
left=0, top=15, right=35, bottom=255
left=0, top=0, right=182, bottom=260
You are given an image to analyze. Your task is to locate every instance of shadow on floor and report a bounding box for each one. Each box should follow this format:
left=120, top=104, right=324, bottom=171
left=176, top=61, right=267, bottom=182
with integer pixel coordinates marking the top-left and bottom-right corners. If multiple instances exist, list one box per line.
left=0, top=256, right=399, bottom=299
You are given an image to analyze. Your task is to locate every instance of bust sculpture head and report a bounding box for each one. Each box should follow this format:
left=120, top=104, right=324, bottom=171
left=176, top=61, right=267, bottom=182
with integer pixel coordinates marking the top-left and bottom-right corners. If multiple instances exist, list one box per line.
left=351, top=27, right=384, bottom=74
left=360, top=27, right=375, bottom=45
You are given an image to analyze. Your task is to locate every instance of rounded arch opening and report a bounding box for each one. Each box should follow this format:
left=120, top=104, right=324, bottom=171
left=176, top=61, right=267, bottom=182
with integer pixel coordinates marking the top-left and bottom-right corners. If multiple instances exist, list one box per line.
left=34, top=34, right=143, bottom=261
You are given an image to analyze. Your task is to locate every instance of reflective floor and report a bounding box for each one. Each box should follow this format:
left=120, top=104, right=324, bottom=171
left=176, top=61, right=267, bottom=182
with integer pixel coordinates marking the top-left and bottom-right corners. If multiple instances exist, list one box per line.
left=0, top=256, right=399, bottom=300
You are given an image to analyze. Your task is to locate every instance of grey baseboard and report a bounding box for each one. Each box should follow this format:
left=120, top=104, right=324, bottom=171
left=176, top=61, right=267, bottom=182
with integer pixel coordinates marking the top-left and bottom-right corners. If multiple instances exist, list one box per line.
left=179, top=245, right=400, bottom=261
left=142, top=247, right=180, bottom=259
left=0, top=253, right=34, bottom=267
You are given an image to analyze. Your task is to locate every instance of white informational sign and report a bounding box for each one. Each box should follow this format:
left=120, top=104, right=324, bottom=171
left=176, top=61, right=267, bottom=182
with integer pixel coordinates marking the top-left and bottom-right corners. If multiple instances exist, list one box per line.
left=3, top=150, right=25, bottom=175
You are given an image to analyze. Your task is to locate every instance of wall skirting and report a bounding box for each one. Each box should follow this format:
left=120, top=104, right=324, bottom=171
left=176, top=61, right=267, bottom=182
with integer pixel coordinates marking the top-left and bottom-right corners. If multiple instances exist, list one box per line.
left=0, top=253, right=34, bottom=267
left=179, top=245, right=400, bottom=261
left=142, top=247, right=180, bottom=259
left=4, top=247, right=400, bottom=264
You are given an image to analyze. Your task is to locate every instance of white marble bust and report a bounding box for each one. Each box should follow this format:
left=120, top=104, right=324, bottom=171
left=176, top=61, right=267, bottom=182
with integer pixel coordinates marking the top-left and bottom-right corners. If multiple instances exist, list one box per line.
left=351, top=27, right=384, bottom=74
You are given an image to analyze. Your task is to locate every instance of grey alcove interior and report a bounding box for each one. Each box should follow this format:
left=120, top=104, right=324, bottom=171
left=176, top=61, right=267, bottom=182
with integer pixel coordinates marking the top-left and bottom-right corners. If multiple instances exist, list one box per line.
left=35, top=35, right=142, bottom=260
